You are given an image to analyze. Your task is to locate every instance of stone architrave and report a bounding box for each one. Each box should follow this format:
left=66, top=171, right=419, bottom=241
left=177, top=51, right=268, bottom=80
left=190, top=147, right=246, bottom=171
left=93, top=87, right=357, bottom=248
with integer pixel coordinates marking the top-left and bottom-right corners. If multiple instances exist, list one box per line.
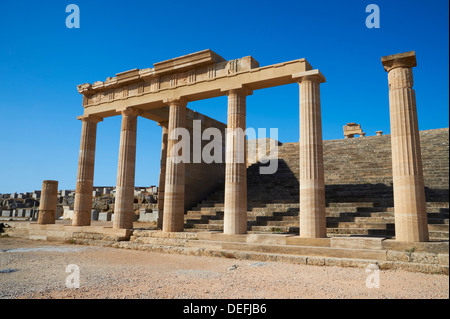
left=73, top=115, right=102, bottom=226
left=381, top=51, right=429, bottom=242
left=296, top=70, right=327, bottom=238
left=37, top=180, right=58, bottom=225
left=157, top=121, right=169, bottom=229
left=223, top=88, right=250, bottom=235
left=113, top=108, right=139, bottom=230
left=162, top=98, right=187, bottom=232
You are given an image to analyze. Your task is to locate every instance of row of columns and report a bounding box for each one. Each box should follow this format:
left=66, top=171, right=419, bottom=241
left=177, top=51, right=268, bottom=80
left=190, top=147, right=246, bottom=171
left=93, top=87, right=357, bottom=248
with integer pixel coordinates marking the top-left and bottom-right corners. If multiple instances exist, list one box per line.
left=70, top=52, right=428, bottom=243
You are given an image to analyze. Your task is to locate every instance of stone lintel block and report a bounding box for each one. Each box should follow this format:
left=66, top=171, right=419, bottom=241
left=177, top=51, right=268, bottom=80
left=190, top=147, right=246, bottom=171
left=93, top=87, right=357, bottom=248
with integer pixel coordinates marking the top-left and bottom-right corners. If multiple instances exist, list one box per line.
left=381, top=51, right=417, bottom=72
left=331, top=237, right=385, bottom=250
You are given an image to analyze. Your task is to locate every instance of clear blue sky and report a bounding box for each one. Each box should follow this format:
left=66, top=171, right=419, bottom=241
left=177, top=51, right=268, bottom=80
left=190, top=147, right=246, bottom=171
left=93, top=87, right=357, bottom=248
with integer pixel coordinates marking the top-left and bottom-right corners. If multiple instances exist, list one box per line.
left=0, top=0, right=448, bottom=193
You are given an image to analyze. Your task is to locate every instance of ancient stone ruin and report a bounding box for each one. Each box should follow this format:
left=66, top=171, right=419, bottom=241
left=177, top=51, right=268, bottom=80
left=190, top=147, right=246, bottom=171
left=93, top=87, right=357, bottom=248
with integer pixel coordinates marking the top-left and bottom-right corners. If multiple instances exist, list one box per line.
left=1, top=50, right=448, bottom=274
left=343, top=123, right=366, bottom=139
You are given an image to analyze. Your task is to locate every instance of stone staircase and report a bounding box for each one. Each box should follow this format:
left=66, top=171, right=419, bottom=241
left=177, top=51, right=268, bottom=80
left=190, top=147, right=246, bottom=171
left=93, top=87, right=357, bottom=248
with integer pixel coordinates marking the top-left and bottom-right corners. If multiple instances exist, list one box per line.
left=184, top=128, right=449, bottom=240
left=88, top=230, right=448, bottom=274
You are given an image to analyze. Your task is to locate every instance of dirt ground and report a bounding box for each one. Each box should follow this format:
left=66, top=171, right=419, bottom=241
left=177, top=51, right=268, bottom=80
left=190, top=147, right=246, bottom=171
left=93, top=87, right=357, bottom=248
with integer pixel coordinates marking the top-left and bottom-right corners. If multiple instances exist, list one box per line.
left=0, top=237, right=448, bottom=299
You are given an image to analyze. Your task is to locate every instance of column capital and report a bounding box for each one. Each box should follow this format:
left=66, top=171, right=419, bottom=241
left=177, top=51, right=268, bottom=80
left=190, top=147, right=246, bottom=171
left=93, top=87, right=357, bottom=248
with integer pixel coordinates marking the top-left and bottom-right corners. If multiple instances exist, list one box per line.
left=157, top=121, right=169, bottom=128
left=381, top=51, right=417, bottom=72
left=117, top=107, right=140, bottom=117
left=293, top=69, right=326, bottom=84
left=77, top=114, right=103, bottom=123
left=220, top=85, right=253, bottom=96
left=163, top=97, right=188, bottom=108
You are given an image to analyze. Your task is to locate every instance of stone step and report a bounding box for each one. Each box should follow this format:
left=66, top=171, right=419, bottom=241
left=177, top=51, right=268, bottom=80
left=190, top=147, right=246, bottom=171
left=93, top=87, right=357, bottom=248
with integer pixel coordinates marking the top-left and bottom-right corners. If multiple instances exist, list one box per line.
left=332, top=222, right=395, bottom=230
left=186, top=223, right=224, bottom=230
left=327, top=202, right=375, bottom=208
left=186, top=240, right=388, bottom=261
left=427, top=218, right=449, bottom=224
left=327, top=228, right=394, bottom=236
left=428, top=224, right=450, bottom=232
left=130, top=236, right=189, bottom=246
left=429, top=231, right=449, bottom=240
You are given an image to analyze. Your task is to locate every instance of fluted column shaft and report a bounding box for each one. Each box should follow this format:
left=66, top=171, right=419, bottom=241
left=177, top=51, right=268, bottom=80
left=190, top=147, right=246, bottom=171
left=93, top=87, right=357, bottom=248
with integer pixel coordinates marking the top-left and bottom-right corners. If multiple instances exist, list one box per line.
left=162, top=99, right=187, bottom=232
left=37, top=180, right=58, bottom=224
left=383, top=52, right=428, bottom=242
left=157, top=121, right=169, bottom=229
left=298, top=74, right=326, bottom=238
left=224, top=89, right=248, bottom=235
left=113, top=108, right=138, bottom=230
left=73, top=116, right=102, bottom=226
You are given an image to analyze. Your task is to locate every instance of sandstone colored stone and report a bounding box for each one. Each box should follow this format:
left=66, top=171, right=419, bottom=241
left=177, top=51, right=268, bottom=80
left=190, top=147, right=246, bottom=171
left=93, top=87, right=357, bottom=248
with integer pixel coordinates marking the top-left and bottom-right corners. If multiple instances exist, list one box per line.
left=296, top=70, right=327, bottom=238
left=246, top=234, right=292, bottom=245
left=438, top=254, right=449, bottom=266
left=331, top=237, right=385, bottom=250
left=162, top=99, right=187, bottom=233
left=114, top=108, right=138, bottom=230
left=73, top=116, right=102, bottom=226
left=223, top=88, right=249, bottom=235
left=381, top=51, right=429, bottom=242
left=37, top=180, right=58, bottom=225
left=285, top=236, right=331, bottom=247
left=343, top=123, right=366, bottom=139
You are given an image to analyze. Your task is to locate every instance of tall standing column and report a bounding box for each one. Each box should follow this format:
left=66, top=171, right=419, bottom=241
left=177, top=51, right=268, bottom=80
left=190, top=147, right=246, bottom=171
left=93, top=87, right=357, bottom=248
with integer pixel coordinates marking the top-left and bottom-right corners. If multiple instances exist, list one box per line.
left=73, top=115, right=102, bottom=226
left=113, top=108, right=139, bottom=230
left=381, top=51, right=429, bottom=242
left=224, top=88, right=249, bottom=235
left=162, top=98, right=187, bottom=232
left=157, top=121, right=169, bottom=229
left=297, top=71, right=327, bottom=238
left=37, top=180, right=58, bottom=224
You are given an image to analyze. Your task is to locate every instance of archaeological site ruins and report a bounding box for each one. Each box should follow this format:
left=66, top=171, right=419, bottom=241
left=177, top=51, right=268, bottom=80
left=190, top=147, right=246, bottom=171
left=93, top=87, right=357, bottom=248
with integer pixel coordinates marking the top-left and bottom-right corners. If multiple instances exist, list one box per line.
left=1, top=50, right=448, bottom=274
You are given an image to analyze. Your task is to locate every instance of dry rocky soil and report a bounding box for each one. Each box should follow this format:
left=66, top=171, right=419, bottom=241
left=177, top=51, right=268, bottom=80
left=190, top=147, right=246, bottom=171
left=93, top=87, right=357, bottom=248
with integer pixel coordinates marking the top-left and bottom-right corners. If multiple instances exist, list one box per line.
left=0, top=237, right=448, bottom=299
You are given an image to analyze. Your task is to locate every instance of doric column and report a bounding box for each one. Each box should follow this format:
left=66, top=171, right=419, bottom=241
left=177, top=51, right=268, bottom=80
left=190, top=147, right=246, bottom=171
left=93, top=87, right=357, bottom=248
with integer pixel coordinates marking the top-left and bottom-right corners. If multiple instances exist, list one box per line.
left=73, top=115, right=102, bottom=226
left=381, top=51, right=429, bottom=242
left=37, top=180, right=58, bottom=225
left=297, top=70, right=327, bottom=238
left=113, top=108, right=139, bottom=230
left=157, top=121, right=169, bottom=229
left=162, top=98, right=187, bottom=232
left=223, top=88, right=249, bottom=235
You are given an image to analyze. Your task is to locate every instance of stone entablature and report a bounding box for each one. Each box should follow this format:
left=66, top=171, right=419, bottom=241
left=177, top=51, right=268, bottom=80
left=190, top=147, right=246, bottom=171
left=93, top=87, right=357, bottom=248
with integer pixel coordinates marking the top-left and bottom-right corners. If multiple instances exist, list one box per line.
left=76, top=50, right=312, bottom=123
left=77, top=50, right=260, bottom=109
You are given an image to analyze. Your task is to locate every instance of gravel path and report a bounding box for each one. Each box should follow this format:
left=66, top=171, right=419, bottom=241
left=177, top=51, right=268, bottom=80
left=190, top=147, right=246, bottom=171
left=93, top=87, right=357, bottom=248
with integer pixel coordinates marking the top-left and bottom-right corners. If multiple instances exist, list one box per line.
left=0, top=238, right=448, bottom=299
